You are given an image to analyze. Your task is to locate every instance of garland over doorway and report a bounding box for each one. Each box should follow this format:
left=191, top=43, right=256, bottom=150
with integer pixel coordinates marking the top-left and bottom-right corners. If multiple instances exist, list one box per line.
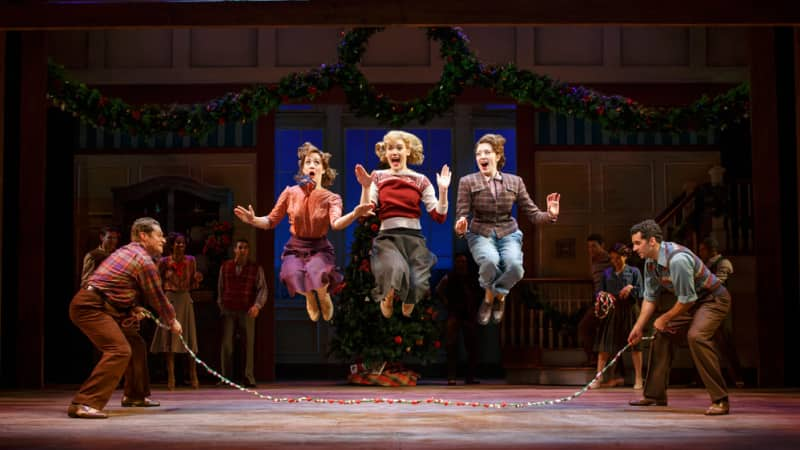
left=47, top=27, right=750, bottom=138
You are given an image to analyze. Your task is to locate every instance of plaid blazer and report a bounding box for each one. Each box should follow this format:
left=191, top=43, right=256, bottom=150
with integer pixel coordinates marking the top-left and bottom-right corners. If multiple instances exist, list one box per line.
left=455, top=172, right=555, bottom=238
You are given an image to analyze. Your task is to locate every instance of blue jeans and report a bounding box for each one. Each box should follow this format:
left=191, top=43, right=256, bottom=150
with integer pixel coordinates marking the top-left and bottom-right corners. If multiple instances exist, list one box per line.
left=466, top=229, right=524, bottom=296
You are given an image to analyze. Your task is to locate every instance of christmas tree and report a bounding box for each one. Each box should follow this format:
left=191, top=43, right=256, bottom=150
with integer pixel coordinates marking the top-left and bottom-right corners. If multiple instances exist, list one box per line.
left=330, top=213, right=442, bottom=383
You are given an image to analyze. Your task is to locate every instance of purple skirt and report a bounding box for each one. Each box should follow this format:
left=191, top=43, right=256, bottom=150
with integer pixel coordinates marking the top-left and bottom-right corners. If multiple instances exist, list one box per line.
left=280, top=236, right=343, bottom=297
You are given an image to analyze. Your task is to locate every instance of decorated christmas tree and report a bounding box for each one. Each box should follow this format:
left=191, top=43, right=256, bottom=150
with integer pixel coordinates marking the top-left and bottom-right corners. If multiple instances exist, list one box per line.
left=330, top=213, right=442, bottom=385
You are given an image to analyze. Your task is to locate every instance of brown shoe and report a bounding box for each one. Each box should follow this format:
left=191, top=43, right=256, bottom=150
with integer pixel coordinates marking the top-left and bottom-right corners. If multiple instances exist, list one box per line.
left=121, top=397, right=161, bottom=407
left=477, top=300, right=493, bottom=325
left=705, top=400, right=730, bottom=416
left=401, top=303, right=415, bottom=318
left=491, top=296, right=506, bottom=324
left=67, top=404, right=108, bottom=419
left=380, top=292, right=394, bottom=319
left=629, top=398, right=667, bottom=406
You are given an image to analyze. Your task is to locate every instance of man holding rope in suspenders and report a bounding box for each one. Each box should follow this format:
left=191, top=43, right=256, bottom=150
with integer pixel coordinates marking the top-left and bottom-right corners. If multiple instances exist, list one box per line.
left=627, top=219, right=731, bottom=416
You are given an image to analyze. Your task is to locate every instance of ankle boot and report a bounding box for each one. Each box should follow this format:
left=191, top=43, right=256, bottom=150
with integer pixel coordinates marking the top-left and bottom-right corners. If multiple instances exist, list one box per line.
left=189, top=358, right=199, bottom=389
left=166, top=353, right=175, bottom=390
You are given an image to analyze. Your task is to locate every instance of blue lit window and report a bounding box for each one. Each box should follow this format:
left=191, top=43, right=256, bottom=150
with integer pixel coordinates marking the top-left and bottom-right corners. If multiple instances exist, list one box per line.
left=344, top=128, right=454, bottom=270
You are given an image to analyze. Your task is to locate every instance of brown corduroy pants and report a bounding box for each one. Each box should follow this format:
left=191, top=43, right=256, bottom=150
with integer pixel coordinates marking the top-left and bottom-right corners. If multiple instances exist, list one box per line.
left=69, top=289, right=151, bottom=410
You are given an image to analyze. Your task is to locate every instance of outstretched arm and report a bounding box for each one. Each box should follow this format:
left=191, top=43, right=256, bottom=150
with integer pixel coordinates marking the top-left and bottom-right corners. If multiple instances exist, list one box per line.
left=234, top=188, right=290, bottom=230
left=332, top=203, right=374, bottom=230
left=234, top=204, right=272, bottom=230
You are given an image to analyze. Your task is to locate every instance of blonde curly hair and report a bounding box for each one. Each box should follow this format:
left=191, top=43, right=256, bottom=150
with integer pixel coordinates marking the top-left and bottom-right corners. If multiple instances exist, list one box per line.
left=374, top=130, right=425, bottom=166
left=475, top=133, right=507, bottom=170
left=296, top=142, right=337, bottom=187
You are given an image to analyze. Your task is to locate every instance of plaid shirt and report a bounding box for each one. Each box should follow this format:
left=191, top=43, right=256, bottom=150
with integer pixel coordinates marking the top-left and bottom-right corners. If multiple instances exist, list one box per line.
left=87, top=241, right=176, bottom=325
left=455, top=172, right=555, bottom=238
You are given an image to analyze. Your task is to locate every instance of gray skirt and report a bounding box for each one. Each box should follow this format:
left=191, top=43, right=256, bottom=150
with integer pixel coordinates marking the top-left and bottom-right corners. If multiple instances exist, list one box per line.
left=370, top=228, right=437, bottom=305
left=150, top=291, right=198, bottom=353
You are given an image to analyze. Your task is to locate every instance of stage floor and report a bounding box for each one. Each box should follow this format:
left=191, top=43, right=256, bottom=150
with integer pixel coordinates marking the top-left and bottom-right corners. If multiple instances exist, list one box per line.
left=1, top=382, right=799, bottom=449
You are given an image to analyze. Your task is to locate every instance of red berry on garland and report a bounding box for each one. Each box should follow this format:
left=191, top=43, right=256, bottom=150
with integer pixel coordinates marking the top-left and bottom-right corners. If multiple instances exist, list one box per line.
left=131, top=110, right=141, bottom=121
left=394, top=336, right=403, bottom=345
left=370, top=223, right=379, bottom=232
left=434, top=340, right=441, bottom=348
left=218, top=118, right=226, bottom=125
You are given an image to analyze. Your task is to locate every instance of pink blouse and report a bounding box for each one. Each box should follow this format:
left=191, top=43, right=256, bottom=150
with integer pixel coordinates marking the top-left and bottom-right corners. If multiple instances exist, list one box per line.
left=265, top=185, right=343, bottom=239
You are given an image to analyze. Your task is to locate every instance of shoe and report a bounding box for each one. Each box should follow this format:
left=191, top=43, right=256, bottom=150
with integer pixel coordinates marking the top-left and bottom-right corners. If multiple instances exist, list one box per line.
left=380, top=295, right=394, bottom=319
left=447, top=379, right=457, bottom=386
left=306, top=295, right=320, bottom=322
left=319, top=292, right=334, bottom=322
left=601, top=377, right=625, bottom=388
left=491, top=296, right=506, bottom=324
left=629, top=398, right=667, bottom=406
left=121, top=397, right=161, bottom=407
left=477, top=300, right=492, bottom=325
left=401, top=303, right=415, bottom=318
left=67, top=403, right=108, bottom=419
left=705, top=400, right=730, bottom=416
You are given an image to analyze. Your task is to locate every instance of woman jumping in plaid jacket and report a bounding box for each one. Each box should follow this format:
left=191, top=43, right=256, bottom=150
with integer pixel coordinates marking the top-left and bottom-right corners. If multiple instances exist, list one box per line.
left=455, top=133, right=561, bottom=325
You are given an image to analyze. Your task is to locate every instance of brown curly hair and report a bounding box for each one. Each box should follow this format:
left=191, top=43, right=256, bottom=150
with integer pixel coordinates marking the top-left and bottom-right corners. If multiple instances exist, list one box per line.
left=296, top=142, right=337, bottom=187
left=475, top=133, right=507, bottom=170
left=375, top=130, right=425, bottom=166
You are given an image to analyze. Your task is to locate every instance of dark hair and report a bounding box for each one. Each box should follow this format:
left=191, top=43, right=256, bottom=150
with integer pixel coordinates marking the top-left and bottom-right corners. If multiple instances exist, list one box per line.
left=166, top=232, right=186, bottom=250
left=702, top=236, right=720, bottom=252
left=130, top=217, right=160, bottom=241
left=610, top=242, right=632, bottom=257
left=296, top=142, right=337, bottom=187
left=475, top=133, right=507, bottom=170
left=100, top=225, right=120, bottom=236
left=630, top=219, right=663, bottom=243
left=586, top=233, right=604, bottom=244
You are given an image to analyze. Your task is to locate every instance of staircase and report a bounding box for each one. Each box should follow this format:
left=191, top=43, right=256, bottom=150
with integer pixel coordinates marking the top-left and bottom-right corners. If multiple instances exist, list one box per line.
left=501, top=167, right=754, bottom=385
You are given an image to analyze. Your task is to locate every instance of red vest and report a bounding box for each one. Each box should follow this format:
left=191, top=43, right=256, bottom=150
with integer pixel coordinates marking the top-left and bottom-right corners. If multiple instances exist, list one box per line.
left=220, top=260, right=259, bottom=311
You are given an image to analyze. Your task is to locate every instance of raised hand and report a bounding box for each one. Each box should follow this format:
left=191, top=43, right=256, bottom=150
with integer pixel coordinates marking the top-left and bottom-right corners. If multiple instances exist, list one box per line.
left=355, top=164, right=373, bottom=188
left=546, top=192, right=561, bottom=217
left=455, top=217, right=468, bottom=235
left=353, top=203, right=375, bottom=217
left=234, top=204, right=257, bottom=225
left=436, top=164, right=451, bottom=189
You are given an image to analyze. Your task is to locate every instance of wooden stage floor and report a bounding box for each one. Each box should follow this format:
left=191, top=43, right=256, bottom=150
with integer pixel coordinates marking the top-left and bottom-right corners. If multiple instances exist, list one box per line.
left=1, top=383, right=799, bottom=449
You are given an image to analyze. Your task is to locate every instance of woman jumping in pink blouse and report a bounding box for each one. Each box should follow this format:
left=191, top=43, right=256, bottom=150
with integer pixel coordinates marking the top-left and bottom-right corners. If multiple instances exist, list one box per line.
left=235, top=142, right=372, bottom=322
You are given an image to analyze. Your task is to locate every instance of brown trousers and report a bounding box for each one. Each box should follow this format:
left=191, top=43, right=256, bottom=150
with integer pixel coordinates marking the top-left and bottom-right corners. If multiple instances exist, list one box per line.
left=70, top=289, right=151, bottom=410
left=643, top=287, right=731, bottom=404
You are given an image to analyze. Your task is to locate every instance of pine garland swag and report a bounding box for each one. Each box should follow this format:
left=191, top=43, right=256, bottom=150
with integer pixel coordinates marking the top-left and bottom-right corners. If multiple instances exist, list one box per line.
left=46, top=27, right=750, bottom=138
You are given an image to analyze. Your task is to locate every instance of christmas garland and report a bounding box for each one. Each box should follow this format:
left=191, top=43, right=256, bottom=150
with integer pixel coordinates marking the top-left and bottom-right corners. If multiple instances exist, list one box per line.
left=46, top=27, right=750, bottom=138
